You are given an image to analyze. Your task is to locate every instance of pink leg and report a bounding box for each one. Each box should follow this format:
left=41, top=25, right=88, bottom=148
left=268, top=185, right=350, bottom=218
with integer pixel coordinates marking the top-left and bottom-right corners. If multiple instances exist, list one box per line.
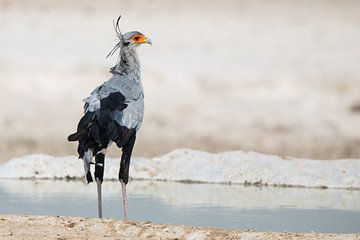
left=96, top=178, right=102, bottom=218
left=120, top=180, right=128, bottom=222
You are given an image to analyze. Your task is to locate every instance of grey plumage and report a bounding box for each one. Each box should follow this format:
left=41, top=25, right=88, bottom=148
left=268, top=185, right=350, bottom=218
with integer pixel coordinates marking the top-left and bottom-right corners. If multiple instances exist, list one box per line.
left=84, top=69, right=145, bottom=130
left=68, top=16, right=151, bottom=220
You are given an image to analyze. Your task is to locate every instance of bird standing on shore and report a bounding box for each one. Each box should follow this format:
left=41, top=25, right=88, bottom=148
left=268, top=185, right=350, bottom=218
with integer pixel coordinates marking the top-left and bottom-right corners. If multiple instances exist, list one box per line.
left=68, top=16, right=151, bottom=220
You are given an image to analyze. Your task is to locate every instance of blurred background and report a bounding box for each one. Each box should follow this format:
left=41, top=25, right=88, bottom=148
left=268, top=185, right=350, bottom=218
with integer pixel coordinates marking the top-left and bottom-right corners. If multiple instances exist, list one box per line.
left=0, top=0, right=360, bottom=162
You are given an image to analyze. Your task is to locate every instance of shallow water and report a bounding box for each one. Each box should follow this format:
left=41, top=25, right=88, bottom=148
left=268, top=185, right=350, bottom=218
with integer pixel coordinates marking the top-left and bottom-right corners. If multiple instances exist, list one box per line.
left=0, top=179, right=359, bottom=233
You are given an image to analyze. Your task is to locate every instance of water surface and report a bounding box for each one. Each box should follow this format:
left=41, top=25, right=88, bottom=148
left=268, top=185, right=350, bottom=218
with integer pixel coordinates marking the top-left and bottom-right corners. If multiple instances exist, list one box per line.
left=0, top=179, right=359, bottom=233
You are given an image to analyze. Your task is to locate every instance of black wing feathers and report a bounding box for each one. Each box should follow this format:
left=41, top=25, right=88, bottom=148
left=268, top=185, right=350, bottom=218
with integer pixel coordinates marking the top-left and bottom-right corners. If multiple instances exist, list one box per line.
left=100, top=92, right=127, bottom=110
left=67, top=111, right=96, bottom=142
left=67, top=92, right=130, bottom=158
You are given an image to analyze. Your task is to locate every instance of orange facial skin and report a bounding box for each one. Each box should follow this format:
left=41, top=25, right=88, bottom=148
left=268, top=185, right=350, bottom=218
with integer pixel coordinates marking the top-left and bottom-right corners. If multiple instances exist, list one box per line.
left=131, top=34, right=149, bottom=44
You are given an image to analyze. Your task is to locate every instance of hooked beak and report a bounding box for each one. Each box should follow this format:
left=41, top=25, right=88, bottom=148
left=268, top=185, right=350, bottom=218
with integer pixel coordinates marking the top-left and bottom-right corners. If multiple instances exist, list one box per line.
left=143, top=37, right=152, bottom=46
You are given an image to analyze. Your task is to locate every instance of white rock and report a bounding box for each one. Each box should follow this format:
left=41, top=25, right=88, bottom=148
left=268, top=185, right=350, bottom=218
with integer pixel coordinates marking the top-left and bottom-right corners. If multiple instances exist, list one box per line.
left=0, top=149, right=359, bottom=189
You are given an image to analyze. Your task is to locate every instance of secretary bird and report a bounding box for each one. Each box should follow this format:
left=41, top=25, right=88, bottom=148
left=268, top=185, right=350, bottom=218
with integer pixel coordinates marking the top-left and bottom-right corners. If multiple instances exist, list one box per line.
left=68, top=16, right=151, bottom=220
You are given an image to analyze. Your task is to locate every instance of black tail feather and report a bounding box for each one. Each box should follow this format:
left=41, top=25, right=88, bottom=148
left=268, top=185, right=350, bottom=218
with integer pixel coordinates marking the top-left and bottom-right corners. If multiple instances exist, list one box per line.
left=67, top=132, right=79, bottom=141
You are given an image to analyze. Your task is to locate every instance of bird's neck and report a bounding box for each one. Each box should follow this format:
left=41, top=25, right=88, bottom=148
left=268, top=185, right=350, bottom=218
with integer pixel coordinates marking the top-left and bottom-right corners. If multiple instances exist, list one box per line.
left=111, top=47, right=141, bottom=82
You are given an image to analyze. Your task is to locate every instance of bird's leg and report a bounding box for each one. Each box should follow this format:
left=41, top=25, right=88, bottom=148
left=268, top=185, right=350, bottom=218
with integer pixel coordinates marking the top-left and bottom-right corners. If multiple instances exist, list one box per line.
left=96, top=178, right=102, bottom=218
left=120, top=179, right=128, bottom=222
left=119, top=133, right=136, bottom=222
left=94, top=152, right=105, bottom=218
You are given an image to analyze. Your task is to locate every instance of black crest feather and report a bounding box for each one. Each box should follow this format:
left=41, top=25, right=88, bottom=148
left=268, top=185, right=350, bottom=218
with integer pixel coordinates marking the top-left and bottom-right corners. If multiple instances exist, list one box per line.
left=106, top=15, right=124, bottom=59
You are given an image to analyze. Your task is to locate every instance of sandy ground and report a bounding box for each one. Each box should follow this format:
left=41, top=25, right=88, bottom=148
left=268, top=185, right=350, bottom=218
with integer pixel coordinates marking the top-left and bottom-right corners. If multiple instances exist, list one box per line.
left=0, top=215, right=358, bottom=240
left=1, top=0, right=360, bottom=162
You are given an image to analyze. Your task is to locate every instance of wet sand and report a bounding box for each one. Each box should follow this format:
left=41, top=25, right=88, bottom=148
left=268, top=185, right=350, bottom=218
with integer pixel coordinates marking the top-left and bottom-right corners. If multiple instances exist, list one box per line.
left=0, top=215, right=358, bottom=240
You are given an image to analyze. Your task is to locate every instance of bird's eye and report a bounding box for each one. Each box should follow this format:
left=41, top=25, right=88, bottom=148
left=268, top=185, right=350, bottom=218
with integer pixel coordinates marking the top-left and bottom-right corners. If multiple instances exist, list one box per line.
left=134, top=36, right=140, bottom=41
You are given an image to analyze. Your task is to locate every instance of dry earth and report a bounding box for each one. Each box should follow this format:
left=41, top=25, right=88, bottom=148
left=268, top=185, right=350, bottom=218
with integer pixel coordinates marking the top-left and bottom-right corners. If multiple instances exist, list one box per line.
left=1, top=0, right=360, bottom=162
left=0, top=215, right=358, bottom=240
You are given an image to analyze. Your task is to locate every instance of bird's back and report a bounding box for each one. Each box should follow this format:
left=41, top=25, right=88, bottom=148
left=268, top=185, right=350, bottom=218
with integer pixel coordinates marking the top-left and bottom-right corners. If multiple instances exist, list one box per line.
left=90, top=74, right=143, bottom=102
left=87, top=73, right=144, bottom=127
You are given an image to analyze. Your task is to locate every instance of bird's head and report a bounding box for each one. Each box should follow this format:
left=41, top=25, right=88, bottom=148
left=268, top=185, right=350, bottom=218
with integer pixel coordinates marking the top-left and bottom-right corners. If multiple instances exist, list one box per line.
left=122, top=31, right=152, bottom=47
left=107, top=16, right=151, bottom=58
